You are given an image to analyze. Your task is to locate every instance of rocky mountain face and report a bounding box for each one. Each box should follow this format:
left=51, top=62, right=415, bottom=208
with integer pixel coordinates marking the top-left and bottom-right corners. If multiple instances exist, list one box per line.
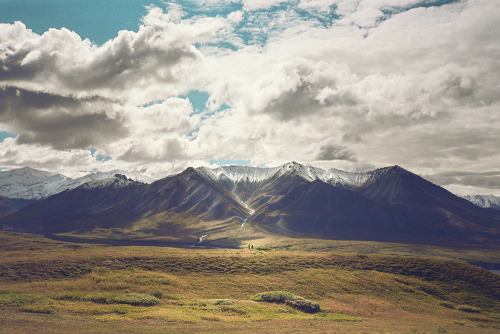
left=0, top=169, right=248, bottom=239
left=1, top=163, right=499, bottom=247
left=0, top=167, right=154, bottom=200
left=462, top=194, right=500, bottom=211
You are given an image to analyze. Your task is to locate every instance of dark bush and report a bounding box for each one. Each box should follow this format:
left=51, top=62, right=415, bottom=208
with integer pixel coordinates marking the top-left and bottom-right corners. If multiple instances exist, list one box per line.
left=85, top=293, right=160, bottom=306
left=285, top=298, right=320, bottom=313
left=19, top=305, right=55, bottom=314
left=149, top=290, right=164, bottom=299
left=456, top=305, right=481, bottom=313
left=251, top=291, right=320, bottom=313
left=251, top=291, right=297, bottom=304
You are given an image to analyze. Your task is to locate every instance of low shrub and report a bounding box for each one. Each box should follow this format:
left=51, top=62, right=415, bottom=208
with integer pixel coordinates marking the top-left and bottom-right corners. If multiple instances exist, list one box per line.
left=217, top=305, right=247, bottom=314
left=213, top=299, right=234, bottom=305
left=112, top=293, right=160, bottom=306
left=251, top=291, right=297, bottom=304
left=19, top=305, right=55, bottom=314
left=148, top=290, right=164, bottom=299
left=251, top=291, right=321, bottom=313
left=285, top=298, right=320, bottom=314
left=457, top=305, right=481, bottom=313
left=0, top=292, right=47, bottom=305
left=439, top=301, right=455, bottom=309
left=83, top=293, right=160, bottom=306
left=52, top=292, right=89, bottom=301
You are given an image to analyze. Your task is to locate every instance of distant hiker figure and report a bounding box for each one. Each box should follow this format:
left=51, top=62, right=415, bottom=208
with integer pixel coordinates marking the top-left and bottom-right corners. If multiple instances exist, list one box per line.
left=248, top=244, right=251, bottom=249
left=251, top=244, right=254, bottom=249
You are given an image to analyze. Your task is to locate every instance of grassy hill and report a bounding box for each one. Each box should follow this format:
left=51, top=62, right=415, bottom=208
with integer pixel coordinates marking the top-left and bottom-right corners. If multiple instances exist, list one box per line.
left=0, top=232, right=499, bottom=333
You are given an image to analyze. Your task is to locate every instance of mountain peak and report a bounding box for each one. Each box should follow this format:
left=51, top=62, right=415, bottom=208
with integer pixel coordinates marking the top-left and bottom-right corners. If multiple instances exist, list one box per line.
left=371, top=165, right=410, bottom=177
left=78, top=173, right=143, bottom=190
left=462, top=194, right=500, bottom=210
left=180, top=167, right=200, bottom=177
left=276, top=161, right=311, bottom=179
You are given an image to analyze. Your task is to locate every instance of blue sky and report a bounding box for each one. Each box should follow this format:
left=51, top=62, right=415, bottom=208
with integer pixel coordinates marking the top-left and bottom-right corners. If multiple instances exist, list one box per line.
left=0, top=0, right=160, bottom=45
left=0, top=0, right=499, bottom=195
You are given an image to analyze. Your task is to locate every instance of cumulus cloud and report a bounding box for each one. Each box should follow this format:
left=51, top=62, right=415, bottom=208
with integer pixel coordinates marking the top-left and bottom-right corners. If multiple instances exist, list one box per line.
left=426, top=171, right=500, bottom=194
left=0, top=8, right=229, bottom=103
left=317, top=144, right=357, bottom=162
left=241, top=0, right=289, bottom=11
left=0, top=85, right=127, bottom=150
left=0, top=0, right=499, bottom=196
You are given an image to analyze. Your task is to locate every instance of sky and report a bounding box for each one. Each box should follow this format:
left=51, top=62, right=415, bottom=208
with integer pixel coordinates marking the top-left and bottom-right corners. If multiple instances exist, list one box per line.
left=0, top=0, right=499, bottom=195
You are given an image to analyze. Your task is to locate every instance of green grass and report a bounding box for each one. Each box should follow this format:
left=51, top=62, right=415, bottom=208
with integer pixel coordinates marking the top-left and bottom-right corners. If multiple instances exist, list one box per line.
left=0, top=231, right=499, bottom=333
left=53, top=292, right=160, bottom=306
left=18, top=304, right=55, bottom=314
left=251, top=291, right=321, bottom=313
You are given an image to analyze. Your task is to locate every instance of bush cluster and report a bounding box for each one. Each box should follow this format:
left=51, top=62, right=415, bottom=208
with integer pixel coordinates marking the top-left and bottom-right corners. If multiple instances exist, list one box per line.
left=19, top=305, right=55, bottom=314
left=53, top=292, right=160, bottom=306
left=251, top=291, right=320, bottom=313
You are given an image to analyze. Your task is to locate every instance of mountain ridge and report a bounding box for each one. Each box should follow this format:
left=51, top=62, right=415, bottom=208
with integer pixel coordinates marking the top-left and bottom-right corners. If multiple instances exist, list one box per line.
left=0, top=167, right=155, bottom=200
left=1, top=162, right=499, bottom=248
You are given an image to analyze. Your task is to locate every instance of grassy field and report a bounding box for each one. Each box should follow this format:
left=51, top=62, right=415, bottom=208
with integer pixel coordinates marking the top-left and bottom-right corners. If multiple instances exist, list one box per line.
left=0, top=231, right=499, bottom=333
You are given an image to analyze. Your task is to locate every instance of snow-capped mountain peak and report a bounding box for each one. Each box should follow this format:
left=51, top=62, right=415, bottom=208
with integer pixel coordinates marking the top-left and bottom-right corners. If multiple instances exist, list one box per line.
left=0, top=167, right=67, bottom=200
left=78, top=174, right=144, bottom=189
left=198, top=162, right=374, bottom=189
left=0, top=167, right=155, bottom=200
left=462, top=194, right=500, bottom=210
left=196, top=165, right=280, bottom=184
left=275, top=161, right=371, bottom=187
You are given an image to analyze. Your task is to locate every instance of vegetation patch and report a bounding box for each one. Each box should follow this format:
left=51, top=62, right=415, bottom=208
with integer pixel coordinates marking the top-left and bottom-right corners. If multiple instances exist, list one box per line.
left=217, top=304, right=247, bottom=315
left=251, top=291, right=321, bottom=313
left=456, top=304, right=481, bottom=313
left=53, top=292, right=159, bottom=306
left=0, top=291, right=48, bottom=305
left=148, top=290, right=164, bottom=299
left=438, top=301, right=455, bottom=309
left=18, top=304, right=55, bottom=314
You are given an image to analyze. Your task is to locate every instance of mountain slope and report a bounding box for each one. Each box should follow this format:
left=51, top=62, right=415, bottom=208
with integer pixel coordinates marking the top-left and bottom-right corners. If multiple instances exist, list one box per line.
left=0, top=167, right=64, bottom=200
left=0, top=196, right=19, bottom=218
left=0, top=167, right=155, bottom=200
left=358, top=166, right=500, bottom=228
left=1, top=162, right=499, bottom=247
left=1, top=170, right=248, bottom=242
left=463, top=194, right=500, bottom=210
left=243, top=164, right=500, bottom=246
left=249, top=179, right=499, bottom=246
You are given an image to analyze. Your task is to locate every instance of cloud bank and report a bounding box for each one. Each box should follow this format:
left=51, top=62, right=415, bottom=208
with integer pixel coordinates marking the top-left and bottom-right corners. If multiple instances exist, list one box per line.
left=0, top=0, right=499, bottom=195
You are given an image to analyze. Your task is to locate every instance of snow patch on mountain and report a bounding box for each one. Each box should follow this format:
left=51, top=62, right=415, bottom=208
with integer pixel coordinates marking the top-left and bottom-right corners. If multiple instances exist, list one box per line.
left=0, top=167, right=69, bottom=200
left=198, top=161, right=375, bottom=188
left=462, top=194, right=500, bottom=210
left=78, top=174, right=144, bottom=189
left=197, top=165, right=280, bottom=183
left=72, top=170, right=154, bottom=186
left=0, top=167, right=155, bottom=200
left=275, top=161, right=372, bottom=187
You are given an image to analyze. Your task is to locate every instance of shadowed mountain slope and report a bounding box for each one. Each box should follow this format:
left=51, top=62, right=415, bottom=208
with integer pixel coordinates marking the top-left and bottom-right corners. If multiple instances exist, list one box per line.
left=1, top=163, right=499, bottom=247
left=1, top=170, right=248, bottom=237
left=241, top=164, right=500, bottom=246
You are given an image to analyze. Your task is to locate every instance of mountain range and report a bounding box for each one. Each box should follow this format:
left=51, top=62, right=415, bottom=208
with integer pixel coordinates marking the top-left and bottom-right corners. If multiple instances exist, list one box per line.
left=461, top=194, right=500, bottom=211
left=0, top=166, right=154, bottom=200
left=0, top=162, right=499, bottom=247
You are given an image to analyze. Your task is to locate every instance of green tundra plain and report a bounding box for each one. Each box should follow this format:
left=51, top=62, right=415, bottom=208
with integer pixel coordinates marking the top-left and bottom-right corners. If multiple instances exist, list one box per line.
left=0, top=231, right=499, bottom=334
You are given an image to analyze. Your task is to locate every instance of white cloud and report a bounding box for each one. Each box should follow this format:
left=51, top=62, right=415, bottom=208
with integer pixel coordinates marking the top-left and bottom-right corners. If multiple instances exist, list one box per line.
left=0, top=8, right=230, bottom=103
left=241, top=0, right=289, bottom=11
left=227, top=10, right=244, bottom=24
left=1, top=0, right=499, bottom=196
